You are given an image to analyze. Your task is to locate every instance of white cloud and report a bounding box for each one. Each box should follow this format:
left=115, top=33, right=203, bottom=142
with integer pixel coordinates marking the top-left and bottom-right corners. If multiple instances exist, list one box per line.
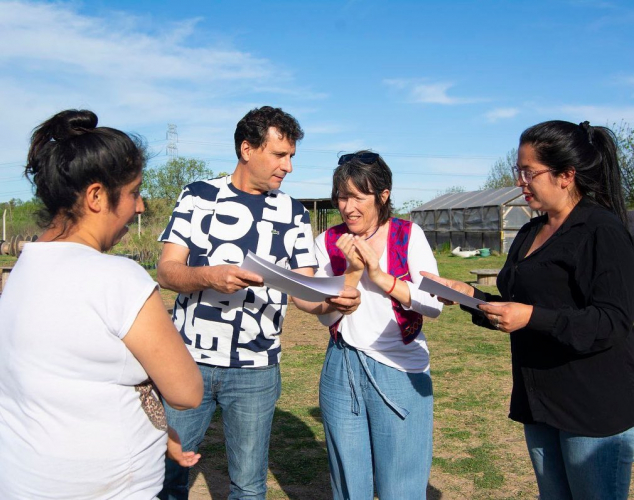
left=0, top=0, right=324, bottom=200
left=384, top=78, right=484, bottom=105
left=0, top=4, right=312, bottom=135
left=484, top=107, right=520, bottom=122
left=0, top=2, right=277, bottom=83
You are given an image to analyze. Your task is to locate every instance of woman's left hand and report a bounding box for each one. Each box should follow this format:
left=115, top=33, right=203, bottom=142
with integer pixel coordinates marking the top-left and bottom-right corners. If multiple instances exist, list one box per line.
left=349, top=236, right=381, bottom=281
left=336, top=233, right=365, bottom=273
left=326, top=285, right=362, bottom=315
left=478, top=302, right=533, bottom=333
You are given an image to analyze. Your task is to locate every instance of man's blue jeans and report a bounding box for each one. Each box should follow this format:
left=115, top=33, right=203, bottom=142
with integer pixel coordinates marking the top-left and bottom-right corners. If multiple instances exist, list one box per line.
left=319, top=338, right=434, bottom=499
left=158, top=363, right=281, bottom=500
left=524, top=422, right=634, bottom=499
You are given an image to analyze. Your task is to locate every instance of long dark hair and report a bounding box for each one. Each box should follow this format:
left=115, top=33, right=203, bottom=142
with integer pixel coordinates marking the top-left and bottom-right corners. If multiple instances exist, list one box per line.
left=520, top=120, right=627, bottom=225
left=25, top=109, right=146, bottom=229
left=331, top=150, right=394, bottom=226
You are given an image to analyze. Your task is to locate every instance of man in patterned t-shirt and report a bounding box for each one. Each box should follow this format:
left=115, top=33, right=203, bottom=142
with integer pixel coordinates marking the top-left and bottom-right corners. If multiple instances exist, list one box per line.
left=156, top=106, right=359, bottom=500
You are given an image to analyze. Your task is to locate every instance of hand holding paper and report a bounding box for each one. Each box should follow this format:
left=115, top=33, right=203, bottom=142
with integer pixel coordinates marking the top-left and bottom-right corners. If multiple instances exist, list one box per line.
left=418, top=271, right=488, bottom=311
left=240, top=251, right=345, bottom=302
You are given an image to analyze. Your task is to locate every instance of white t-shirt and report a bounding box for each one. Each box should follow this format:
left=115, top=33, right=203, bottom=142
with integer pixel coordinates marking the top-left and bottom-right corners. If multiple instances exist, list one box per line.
left=315, top=223, right=443, bottom=373
left=0, top=242, right=163, bottom=499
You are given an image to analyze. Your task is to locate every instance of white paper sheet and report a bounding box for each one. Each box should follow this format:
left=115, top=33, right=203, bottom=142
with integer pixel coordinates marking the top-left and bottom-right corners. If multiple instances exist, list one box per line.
left=240, top=251, right=345, bottom=302
left=419, top=276, right=488, bottom=311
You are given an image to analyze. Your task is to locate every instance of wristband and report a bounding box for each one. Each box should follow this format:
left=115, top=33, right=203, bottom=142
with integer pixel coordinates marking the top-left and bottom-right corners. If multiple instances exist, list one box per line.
left=387, top=275, right=397, bottom=295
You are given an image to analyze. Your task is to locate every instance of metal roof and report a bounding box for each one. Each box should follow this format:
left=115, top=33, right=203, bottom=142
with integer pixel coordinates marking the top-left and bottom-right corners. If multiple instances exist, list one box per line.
left=298, top=198, right=333, bottom=210
left=411, top=187, right=525, bottom=211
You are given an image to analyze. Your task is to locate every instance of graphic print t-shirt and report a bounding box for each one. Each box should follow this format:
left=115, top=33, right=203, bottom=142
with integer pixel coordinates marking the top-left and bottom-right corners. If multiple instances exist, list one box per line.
left=159, top=176, right=317, bottom=367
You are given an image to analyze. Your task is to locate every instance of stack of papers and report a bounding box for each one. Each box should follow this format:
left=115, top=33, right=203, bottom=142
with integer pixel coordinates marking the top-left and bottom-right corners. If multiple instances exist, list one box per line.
left=240, top=251, right=345, bottom=302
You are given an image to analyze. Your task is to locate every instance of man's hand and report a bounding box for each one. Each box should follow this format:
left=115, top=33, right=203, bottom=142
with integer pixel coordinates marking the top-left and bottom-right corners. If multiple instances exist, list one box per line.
left=326, top=285, right=361, bottom=315
left=205, top=265, right=263, bottom=294
left=158, top=242, right=263, bottom=295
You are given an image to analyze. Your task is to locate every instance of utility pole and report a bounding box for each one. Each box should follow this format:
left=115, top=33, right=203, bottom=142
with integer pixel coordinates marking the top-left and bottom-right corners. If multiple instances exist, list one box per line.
left=166, top=124, right=178, bottom=157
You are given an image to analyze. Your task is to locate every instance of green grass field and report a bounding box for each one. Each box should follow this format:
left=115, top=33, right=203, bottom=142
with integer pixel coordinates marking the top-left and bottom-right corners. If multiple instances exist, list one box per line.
left=186, top=252, right=543, bottom=499
left=4, top=249, right=628, bottom=498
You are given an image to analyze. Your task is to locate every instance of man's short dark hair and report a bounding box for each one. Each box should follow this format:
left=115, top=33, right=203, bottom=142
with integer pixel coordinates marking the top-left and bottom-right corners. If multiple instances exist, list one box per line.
left=234, top=106, right=304, bottom=159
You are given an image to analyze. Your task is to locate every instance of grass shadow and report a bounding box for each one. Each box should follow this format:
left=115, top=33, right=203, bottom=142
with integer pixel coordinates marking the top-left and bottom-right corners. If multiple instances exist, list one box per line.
left=190, top=406, right=331, bottom=499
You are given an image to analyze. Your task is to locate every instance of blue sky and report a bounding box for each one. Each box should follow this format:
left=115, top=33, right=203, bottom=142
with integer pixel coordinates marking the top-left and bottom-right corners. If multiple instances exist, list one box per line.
left=1, top=0, right=633, bottom=209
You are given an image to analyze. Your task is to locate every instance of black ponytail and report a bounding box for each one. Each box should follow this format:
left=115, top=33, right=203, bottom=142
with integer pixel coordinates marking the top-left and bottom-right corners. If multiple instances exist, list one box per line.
left=520, top=120, right=627, bottom=227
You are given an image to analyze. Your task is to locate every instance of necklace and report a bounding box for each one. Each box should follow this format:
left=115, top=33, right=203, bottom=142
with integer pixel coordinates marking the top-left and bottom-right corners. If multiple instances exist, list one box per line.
left=364, top=226, right=380, bottom=240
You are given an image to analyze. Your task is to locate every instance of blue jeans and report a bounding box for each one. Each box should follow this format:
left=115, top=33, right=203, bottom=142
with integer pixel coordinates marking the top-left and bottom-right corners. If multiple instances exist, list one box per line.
left=524, top=422, right=634, bottom=500
left=319, top=338, right=434, bottom=500
left=158, top=363, right=281, bottom=500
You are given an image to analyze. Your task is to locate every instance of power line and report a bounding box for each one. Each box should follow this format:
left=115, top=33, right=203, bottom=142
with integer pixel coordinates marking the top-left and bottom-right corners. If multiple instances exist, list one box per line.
left=1, top=144, right=501, bottom=168
left=0, top=189, right=33, bottom=197
left=282, top=179, right=445, bottom=192
left=0, top=177, right=28, bottom=183
left=174, top=139, right=498, bottom=160
left=145, top=155, right=488, bottom=178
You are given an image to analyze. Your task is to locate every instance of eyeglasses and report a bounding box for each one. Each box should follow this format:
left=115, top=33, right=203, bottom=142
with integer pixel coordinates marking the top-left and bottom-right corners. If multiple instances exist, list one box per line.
left=512, top=167, right=554, bottom=184
left=338, top=152, right=380, bottom=165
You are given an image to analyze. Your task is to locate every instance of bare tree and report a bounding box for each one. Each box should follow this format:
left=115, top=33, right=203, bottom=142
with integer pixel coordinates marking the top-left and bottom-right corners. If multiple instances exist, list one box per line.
left=398, top=199, right=425, bottom=215
left=437, top=185, right=465, bottom=196
left=613, top=121, right=634, bottom=208
left=481, top=148, right=517, bottom=189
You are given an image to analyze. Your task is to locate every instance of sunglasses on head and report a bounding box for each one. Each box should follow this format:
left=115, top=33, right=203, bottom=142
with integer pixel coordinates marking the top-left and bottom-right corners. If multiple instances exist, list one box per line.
left=338, top=152, right=380, bottom=165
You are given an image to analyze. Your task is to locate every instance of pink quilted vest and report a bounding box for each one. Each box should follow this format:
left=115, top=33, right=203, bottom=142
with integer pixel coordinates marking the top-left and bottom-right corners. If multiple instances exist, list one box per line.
left=325, top=218, right=423, bottom=344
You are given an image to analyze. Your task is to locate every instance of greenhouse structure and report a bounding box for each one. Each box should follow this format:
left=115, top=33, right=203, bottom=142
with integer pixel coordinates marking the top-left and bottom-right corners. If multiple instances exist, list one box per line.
left=410, top=187, right=539, bottom=254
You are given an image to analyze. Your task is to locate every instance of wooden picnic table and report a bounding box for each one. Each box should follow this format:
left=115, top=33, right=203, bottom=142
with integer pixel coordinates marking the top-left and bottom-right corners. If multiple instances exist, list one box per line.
left=469, top=268, right=500, bottom=286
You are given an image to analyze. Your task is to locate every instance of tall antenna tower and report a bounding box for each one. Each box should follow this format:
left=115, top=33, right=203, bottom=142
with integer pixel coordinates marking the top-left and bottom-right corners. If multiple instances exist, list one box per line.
left=166, top=124, right=178, bottom=157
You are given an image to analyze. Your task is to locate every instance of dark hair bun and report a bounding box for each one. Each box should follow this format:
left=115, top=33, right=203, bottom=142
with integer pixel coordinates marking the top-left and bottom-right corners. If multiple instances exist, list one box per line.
left=50, top=109, right=98, bottom=141
left=26, top=108, right=145, bottom=230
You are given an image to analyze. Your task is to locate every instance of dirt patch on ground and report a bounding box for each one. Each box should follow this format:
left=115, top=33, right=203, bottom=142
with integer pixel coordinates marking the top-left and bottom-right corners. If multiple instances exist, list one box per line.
left=184, top=305, right=470, bottom=499
left=186, top=303, right=329, bottom=500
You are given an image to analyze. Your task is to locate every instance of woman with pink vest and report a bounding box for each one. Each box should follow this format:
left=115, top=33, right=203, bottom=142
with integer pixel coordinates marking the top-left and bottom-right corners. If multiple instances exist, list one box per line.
left=314, top=151, right=443, bottom=499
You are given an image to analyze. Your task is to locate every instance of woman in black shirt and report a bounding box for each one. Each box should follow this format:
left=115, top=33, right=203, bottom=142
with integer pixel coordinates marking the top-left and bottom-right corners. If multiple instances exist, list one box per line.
left=424, top=120, right=634, bottom=500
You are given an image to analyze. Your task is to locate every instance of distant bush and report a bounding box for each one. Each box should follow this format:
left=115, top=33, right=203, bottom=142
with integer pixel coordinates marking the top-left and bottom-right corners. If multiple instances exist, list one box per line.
left=0, top=198, right=42, bottom=240
left=436, top=242, right=452, bottom=255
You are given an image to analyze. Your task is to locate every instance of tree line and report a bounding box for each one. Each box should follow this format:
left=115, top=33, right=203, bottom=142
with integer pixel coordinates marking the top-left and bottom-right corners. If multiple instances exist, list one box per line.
left=481, top=122, right=634, bottom=207
left=3, top=121, right=634, bottom=244
left=401, top=121, right=634, bottom=213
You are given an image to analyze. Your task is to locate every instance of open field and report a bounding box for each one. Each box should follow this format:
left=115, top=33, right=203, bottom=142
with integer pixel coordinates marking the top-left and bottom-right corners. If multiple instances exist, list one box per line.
left=166, top=253, right=546, bottom=499
left=3, top=251, right=632, bottom=498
